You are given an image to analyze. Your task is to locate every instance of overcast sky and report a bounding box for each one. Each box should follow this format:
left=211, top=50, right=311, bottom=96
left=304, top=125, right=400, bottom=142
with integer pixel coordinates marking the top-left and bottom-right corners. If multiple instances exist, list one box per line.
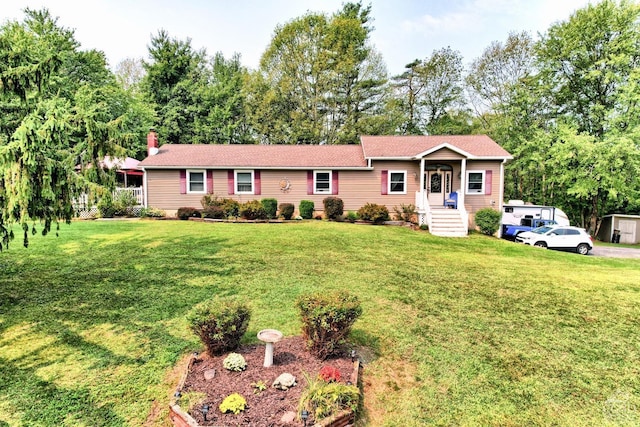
left=3, top=0, right=594, bottom=75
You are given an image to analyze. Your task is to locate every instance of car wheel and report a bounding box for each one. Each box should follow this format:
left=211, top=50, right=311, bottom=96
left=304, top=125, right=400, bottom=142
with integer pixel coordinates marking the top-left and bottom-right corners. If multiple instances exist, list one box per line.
left=576, top=243, right=590, bottom=255
left=534, top=241, right=547, bottom=249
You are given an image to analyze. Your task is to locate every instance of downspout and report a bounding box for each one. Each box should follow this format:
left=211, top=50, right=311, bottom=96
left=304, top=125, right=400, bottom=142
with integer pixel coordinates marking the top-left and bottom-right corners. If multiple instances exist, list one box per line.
left=142, top=167, right=148, bottom=208
left=498, top=159, right=506, bottom=238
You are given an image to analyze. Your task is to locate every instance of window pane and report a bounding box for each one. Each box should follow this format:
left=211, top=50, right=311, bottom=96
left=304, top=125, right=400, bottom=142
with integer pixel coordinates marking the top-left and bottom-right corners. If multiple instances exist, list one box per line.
left=390, top=172, right=405, bottom=192
left=315, top=172, right=330, bottom=192
left=189, top=172, right=204, bottom=192
left=237, top=172, right=252, bottom=192
left=468, top=172, right=483, bottom=192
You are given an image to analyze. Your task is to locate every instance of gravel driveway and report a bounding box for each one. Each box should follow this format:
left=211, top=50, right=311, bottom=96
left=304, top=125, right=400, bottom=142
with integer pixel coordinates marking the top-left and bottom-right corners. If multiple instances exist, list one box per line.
left=591, top=246, right=640, bottom=258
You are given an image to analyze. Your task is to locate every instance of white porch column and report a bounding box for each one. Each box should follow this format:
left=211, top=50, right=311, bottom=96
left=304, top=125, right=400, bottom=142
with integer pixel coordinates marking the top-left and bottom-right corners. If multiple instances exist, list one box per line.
left=460, top=159, right=466, bottom=209
left=420, top=158, right=425, bottom=192
left=142, top=168, right=148, bottom=208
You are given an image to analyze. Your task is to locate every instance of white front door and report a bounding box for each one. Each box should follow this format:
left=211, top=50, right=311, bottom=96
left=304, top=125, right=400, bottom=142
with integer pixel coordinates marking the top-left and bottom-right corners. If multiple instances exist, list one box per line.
left=427, top=171, right=452, bottom=206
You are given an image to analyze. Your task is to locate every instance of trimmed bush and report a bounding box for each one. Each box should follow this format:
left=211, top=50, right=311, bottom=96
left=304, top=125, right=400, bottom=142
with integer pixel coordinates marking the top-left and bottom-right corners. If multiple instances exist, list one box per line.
left=201, top=195, right=240, bottom=218
left=393, top=203, right=416, bottom=223
left=219, top=393, right=247, bottom=414
left=139, top=207, right=166, bottom=218
left=177, top=207, right=201, bottom=220
left=475, top=207, right=502, bottom=236
left=357, top=203, right=390, bottom=224
left=345, top=211, right=358, bottom=223
left=186, top=298, right=251, bottom=356
left=323, top=197, right=344, bottom=220
left=279, top=203, right=295, bottom=220
left=240, top=200, right=267, bottom=220
left=297, top=290, right=362, bottom=360
left=261, top=198, right=278, bottom=219
left=299, top=200, right=315, bottom=219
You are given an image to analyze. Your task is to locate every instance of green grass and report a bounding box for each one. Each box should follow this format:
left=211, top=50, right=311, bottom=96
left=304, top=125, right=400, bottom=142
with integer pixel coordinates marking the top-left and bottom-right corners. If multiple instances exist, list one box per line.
left=1, top=220, right=639, bottom=426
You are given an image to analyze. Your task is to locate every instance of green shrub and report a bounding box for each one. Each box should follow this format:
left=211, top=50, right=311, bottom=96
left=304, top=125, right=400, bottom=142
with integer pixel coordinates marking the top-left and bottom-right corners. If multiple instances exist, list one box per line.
left=261, top=198, right=278, bottom=219
left=345, top=211, right=358, bottom=223
left=177, top=207, right=201, bottom=220
left=186, top=298, right=251, bottom=356
left=201, top=195, right=239, bottom=218
left=279, top=203, right=295, bottom=220
left=97, top=193, right=115, bottom=218
left=112, top=190, right=138, bottom=216
left=219, top=393, right=247, bottom=414
left=223, top=353, right=247, bottom=372
left=299, top=200, right=315, bottom=219
left=323, top=197, right=344, bottom=220
left=220, top=198, right=240, bottom=218
left=240, top=200, right=267, bottom=220
left=393, top=204, right=416, bottom=223
left=201, top=205, right=226, bottom=219
left=475, top=208, right=502, bottom=236
left=297, top=290, right=362, bottom=360
left=298, top=373, right=360, bottom=421
left=357, top=203, right=389, bottom=224
left=419, top=224, right=428, bottom=231
left=139, top=207, right=166, bottom=218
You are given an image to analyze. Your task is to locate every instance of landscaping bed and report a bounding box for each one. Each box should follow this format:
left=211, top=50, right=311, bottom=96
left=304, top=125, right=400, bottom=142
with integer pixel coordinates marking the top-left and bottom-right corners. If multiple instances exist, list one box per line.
left=172, top=336, right=360, bottom=426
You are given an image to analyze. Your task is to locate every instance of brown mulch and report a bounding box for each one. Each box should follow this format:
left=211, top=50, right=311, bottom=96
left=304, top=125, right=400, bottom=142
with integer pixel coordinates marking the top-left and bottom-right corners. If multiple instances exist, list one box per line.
left=180, top=336, right=355, bottom=426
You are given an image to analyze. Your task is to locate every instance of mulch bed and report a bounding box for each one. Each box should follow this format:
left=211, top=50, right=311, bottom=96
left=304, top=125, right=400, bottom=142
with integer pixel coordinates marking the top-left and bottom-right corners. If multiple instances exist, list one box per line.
left=181, top=336, right=355, bottom=426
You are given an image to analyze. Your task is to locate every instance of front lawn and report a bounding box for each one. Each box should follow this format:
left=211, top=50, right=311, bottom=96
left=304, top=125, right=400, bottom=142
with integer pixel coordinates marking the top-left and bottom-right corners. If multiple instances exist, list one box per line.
left=0, top=220, right=638, bottom=426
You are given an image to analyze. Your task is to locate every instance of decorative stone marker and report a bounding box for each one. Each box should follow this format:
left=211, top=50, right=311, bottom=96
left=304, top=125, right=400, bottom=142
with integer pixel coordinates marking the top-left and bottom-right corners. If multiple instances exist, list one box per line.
left=257, top=329, right=283, bottom=367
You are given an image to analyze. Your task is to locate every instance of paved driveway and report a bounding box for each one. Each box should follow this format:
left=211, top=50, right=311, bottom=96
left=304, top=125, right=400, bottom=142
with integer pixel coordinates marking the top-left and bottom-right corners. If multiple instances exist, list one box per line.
left=591, top=246, right=640, bottom=258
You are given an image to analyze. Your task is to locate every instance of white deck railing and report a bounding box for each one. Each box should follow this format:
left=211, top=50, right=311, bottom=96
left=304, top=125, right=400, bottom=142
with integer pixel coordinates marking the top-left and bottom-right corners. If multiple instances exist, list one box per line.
left=114, top=187, right=144, bottom=205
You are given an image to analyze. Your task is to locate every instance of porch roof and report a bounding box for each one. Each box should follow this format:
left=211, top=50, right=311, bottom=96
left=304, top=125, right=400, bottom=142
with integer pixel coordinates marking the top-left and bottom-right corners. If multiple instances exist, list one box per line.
left=360, top=135, right=512, bottom=160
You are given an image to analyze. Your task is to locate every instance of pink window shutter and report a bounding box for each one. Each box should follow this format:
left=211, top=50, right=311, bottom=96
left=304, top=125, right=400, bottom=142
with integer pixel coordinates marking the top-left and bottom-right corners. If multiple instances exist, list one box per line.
left=227, top=170, right=235, bottom=195
left=381, top=170, right=388, bottom=195
left=254, top=170, right=261, bottom=195
left=207, top=170, right=214, bottom=194
left=307, top=171, right=313, bottom=195
left=332, top=171, right=339, bottom=195
left=179, top=170, right=186, bottom=194
left=485, top=170, right=493, bottom=195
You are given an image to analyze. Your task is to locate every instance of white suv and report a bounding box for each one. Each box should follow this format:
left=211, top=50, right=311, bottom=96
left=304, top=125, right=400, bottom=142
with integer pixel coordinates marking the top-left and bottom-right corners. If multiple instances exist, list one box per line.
left=515, top=225, right=593, bottom=255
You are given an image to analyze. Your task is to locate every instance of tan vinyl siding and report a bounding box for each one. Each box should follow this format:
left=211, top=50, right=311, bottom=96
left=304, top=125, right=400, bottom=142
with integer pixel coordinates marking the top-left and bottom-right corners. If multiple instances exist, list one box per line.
left=463, top=160, right=502, bottom=216
left=146, top=163, right=422, bottom=216
left=425, top=147, right=464, bottom=160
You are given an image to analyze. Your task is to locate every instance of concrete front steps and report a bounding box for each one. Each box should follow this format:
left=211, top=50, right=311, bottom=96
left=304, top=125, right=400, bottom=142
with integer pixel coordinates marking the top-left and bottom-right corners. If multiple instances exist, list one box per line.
left=430, top=208, right=467, bottom=237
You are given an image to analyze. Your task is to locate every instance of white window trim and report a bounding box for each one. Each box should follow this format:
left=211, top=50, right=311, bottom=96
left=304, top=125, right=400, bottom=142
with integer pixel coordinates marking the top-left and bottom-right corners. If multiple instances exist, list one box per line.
left=314, top=170, right=332, bottom=195
left=466, top=170, right=485, bottom=195
left=187, top=169, right=206, bottom=194
left=235, top=170, right=254, bottom=195
left=388, top=170, right=407, bottom=194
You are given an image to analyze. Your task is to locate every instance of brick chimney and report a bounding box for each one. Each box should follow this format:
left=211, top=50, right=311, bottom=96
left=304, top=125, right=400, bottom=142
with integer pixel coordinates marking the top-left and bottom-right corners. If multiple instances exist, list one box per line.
left=147, top=128, right=159, bottom=156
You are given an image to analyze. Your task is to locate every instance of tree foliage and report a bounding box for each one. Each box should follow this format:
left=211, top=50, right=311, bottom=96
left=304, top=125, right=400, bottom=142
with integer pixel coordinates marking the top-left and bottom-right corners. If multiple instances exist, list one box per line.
left=0, top=8, right=151, bottom=249
left=247, top=2, right=387, bottom=144
left=142, top=31, right=250, bottom=144
left=391, top=47, right=466, bottom=135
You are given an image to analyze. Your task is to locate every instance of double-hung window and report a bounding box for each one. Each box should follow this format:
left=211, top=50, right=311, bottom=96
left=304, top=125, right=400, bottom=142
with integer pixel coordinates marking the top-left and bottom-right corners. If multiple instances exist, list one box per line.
left=235, top=170, right=254, bottom=194
left=187, top=170, right=206, bottom=194
left=388, top=171, right=407, bottom=194
left=314, top=171, right=332, bottom=194
left=466, top=171, right=484, bottom=194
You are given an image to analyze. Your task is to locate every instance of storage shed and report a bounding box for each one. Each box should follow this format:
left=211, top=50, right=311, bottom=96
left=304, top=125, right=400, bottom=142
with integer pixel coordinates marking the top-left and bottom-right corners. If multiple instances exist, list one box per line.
left=598, top=214, right=640, bottom=244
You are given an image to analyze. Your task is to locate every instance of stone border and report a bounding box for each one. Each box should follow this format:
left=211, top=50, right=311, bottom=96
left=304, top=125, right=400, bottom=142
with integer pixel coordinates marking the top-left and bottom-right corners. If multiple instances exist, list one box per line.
left=169, top=354, right=363, bottom=427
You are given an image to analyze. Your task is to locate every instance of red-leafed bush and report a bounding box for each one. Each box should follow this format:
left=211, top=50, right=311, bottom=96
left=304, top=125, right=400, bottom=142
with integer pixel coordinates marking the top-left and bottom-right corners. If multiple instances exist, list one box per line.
left=318, top=366, right=341, bottom=383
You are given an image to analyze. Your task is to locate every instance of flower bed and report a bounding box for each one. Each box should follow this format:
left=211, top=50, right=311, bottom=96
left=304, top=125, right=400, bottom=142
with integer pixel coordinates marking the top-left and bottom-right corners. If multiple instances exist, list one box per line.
left=169, top=337, right=362, bottom=427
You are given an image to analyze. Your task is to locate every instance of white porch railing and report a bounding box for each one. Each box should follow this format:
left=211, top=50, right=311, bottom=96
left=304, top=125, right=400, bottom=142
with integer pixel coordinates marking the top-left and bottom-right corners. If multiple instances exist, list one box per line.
left=415, top=190, right=431, bottom=227
left=114, top=187, right=144, bottom=205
